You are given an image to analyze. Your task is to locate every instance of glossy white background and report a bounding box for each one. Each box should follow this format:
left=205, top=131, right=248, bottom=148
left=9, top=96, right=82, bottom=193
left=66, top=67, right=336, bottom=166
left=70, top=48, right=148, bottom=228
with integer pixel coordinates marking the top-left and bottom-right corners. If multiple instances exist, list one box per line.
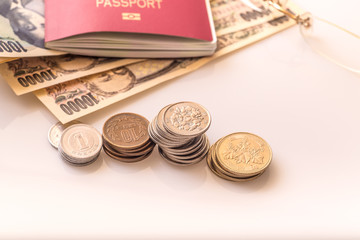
left=1, top=0, right=359, bottom=239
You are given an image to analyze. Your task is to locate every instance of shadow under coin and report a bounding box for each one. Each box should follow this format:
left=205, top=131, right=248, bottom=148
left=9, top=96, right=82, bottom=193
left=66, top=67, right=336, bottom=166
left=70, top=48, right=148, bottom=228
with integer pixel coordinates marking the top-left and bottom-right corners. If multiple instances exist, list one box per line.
left=150, top=148, right=207, bottom=191
left=209, top=158, right=279, bottom=194
left=61, top=151, right=104, bottom=175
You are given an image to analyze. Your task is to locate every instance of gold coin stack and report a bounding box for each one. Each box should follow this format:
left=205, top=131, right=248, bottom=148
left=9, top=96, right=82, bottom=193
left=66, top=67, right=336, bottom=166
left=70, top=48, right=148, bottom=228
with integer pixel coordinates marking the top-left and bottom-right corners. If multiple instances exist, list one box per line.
left=207, top=132, right=272, bottom=182
left=102, top=113, right=155, bottom=163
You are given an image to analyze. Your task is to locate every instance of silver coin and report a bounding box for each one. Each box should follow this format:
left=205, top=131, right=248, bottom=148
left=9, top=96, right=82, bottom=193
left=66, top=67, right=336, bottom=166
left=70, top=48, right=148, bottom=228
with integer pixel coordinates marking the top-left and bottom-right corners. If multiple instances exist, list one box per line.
left=156, top=106, right=190, bottom=142
left=163, top=102, right=211, bottom=138
left=149, top=118, right=188, bottom=147
left=48, top=121, right=81, bottom=149
left=59, top=124, right=102, bottom=165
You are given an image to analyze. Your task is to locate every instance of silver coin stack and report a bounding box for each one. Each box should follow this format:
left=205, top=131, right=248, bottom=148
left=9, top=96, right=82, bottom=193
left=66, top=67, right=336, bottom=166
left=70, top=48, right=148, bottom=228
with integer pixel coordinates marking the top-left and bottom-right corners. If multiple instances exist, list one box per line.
left=58, top=124, right=103, bottom=166
left=148, top=102, right=211, bottom=166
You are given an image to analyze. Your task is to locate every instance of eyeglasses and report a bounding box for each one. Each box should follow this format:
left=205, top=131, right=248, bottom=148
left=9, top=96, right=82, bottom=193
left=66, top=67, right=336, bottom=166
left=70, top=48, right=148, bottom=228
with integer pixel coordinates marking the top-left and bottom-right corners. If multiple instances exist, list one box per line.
left=245, top=0, right=360, bottom=74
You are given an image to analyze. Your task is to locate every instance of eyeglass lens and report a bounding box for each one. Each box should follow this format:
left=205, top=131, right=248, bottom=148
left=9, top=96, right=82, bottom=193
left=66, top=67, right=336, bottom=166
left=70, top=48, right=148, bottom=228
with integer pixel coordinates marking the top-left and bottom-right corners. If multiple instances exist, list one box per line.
left=300, top=13, right=360, bottom=73
left=246, top=0, right=360, bottom=73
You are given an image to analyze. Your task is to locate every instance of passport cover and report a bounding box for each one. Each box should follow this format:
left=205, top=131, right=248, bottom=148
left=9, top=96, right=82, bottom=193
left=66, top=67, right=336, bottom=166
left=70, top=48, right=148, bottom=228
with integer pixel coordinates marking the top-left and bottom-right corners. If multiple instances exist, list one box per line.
left=45, top=0, right=214, bottom=43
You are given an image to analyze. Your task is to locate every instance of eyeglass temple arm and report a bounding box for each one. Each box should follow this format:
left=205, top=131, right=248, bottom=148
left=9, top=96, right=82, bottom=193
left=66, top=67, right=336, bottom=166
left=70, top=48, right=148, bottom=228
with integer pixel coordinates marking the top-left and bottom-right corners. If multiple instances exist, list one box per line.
left=266, top=0, right=311, bottom=27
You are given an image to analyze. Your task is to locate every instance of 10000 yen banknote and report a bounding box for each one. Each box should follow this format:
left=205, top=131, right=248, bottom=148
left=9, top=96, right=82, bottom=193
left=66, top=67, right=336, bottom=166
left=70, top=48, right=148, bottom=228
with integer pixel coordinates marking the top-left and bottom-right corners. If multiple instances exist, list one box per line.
left=210, top=0, right=284, bottom=36
left=35, top=7, right=300, bottom=123
left=0, top=56, right=143, bottom=95
left=0, top=0, right=64, bottom=57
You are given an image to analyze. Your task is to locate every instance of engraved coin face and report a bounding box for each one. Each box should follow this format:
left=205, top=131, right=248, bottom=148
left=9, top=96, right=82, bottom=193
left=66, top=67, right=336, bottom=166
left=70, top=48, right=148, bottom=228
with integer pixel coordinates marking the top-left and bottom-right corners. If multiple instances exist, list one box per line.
left=216, top=132, right=272, bottom=176
left=163, top=102, right=211, bottom=137
left=48, top=120, right=81, bottom=149
left=59, top=124, right=102, bottom=162
left=103, top=113, right=150, bottom=149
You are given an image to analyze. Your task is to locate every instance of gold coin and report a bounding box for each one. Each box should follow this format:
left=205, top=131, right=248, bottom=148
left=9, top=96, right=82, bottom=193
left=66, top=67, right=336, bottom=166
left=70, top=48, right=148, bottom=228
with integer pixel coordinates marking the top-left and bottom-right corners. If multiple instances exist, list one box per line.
left=211, top=141, right=247, bottom=178
left=211, top=143, right=262, bottom=178
left=215, top=132, right=272, bottom=177
left=206, top=145, right=264, bottom=182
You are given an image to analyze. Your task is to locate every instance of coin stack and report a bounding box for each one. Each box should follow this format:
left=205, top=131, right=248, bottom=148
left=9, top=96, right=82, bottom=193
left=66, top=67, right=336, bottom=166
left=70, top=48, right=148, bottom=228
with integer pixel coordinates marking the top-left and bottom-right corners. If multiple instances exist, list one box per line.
left=58, top=124, right=103, bottom=166
left=148, top=102, right=211, bottom=166
left=102, top=113, right=155, bottom=163
left=207, top=132, right=272, bottom=181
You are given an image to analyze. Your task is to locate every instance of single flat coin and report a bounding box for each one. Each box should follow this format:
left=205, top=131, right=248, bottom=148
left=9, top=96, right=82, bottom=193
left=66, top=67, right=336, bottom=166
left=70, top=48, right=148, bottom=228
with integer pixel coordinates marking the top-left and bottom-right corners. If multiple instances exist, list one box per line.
left=163, top=102, right=211, bottom=137
left=48, top=121, right=81, bottom=149
left=103, top=113, right=150, bottom=150
left=216, top=132, right=272, bottom=177
left=59, top=124, right=102, bottom=164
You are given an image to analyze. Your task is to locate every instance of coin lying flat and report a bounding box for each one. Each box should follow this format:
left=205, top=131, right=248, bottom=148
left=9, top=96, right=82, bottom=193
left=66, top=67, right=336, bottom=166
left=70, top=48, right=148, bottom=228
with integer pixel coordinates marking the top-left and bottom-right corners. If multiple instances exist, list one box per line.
left=148, top=102, right=211, bottom=166
left=58, top=124, right=102, bottom=166
left=207, top=132, right=272, bottom=181
left=102, top=113, right=155, bottom=163
left=48, top=120, right=81, bottom=149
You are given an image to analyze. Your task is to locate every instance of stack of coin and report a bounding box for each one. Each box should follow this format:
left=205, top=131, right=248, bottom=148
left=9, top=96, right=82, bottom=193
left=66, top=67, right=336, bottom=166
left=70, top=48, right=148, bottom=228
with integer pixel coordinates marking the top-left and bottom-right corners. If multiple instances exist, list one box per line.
left=58, top=124, right=103, bottom=166
left=207, top=132, right=272, bottom=181
left=102, top=113, right=155, bottom=163
left=148, top=102, right=211, bottom=166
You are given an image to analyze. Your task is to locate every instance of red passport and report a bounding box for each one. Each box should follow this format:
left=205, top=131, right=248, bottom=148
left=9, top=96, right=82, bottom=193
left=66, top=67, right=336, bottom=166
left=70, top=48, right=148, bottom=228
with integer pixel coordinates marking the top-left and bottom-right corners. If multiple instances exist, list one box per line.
left=45, top=0, right=217, bottom=58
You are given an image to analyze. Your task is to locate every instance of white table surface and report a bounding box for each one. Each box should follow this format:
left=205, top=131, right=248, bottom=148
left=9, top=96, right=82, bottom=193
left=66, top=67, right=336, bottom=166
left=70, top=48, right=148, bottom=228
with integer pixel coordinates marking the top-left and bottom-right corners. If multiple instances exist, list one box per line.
left=1, top=1, right=360, bottom=239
